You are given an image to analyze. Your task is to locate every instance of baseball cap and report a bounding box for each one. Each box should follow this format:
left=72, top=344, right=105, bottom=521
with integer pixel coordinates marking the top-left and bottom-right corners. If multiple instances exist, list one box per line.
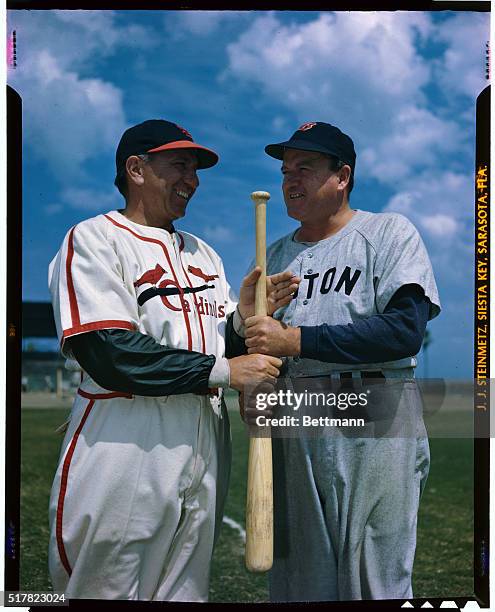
left=115, top=119, right=219, bottom=185
left=265, top=121, right=356, bottom=171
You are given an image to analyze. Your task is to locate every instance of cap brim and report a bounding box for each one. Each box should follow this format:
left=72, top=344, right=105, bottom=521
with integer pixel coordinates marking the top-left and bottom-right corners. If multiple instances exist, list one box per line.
left=147, top=140, right=219, bottom=169
left=265, top=139, right=337, bottom=160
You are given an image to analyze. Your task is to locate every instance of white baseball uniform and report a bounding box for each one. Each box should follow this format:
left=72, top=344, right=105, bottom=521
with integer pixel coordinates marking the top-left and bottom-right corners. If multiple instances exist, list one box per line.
left=48, top=210, right=236, bottom=601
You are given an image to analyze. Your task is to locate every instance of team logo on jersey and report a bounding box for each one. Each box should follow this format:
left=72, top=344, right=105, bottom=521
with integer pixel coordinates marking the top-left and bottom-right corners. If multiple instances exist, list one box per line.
left=134, top=264, right=167, bottom=288
left=188, top=265, right=219, bottom=282
left=298, top=122, right=317, bottom=132
left=133, top=264, right=224, bottom=317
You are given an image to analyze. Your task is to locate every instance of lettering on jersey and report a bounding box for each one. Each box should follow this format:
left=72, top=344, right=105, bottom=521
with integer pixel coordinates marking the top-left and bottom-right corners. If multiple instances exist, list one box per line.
left=134, top=264, right=225, bottom=318
left=303, top=266, right=362, bottom=300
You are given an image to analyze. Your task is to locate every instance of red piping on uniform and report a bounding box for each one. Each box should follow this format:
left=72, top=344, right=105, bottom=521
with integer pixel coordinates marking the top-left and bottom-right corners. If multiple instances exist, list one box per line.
left=66, top=227, right=81, bottom=328
left=104, top=214, right=193, bottom=351
left=62, top=320, right=135, bottom=344
left=56, top=398, right=96, bottom=577
left=77, top=388, right=133, bottom=400
left=178, top=233, right=206, bottom=354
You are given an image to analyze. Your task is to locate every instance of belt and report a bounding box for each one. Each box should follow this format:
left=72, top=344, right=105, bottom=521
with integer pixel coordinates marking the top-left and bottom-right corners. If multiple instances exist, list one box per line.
left=339, top=370, right=385, bottom=381
left=194, top=387, right=220, bottom=396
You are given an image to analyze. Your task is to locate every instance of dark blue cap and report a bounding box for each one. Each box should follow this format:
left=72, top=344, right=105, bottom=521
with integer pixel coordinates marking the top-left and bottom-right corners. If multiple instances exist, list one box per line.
left=265, top=122, right=356, bottom=171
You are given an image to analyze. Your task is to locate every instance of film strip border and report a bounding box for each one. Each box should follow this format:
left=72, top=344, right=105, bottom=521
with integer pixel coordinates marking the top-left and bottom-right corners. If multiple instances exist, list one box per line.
left=486, top=42, right=490, bottom=81
left=7, top=30, right=17, bottom=69
left=473, top=83, right=490, bottom=606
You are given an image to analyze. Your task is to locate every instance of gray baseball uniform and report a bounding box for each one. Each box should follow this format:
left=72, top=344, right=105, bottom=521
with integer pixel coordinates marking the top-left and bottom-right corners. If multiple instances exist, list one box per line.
left=265, top=209, right=440, bottom=601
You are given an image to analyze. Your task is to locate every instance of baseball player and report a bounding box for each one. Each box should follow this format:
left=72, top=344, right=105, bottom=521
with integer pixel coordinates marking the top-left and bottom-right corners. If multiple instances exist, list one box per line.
left=47, top=119, right=299, bottom=601
left=240, top=122, right=441, bottom=601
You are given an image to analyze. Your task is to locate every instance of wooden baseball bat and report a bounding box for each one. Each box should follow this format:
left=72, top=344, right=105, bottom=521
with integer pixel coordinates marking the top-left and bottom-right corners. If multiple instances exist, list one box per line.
left=245, top=190, right=273, bottom=573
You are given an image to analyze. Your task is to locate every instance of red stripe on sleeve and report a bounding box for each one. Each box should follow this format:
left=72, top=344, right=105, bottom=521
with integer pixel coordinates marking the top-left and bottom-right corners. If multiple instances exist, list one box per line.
left=66, top=227, right=81, bottom=328
left=62, top=320, right=136, bottom=341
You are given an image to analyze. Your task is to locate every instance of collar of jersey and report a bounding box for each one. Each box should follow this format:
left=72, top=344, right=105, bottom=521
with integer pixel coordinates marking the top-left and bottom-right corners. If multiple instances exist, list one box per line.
left=292, top=208, right=365, bottom=246
left=107, top=210, right=178, bottom=240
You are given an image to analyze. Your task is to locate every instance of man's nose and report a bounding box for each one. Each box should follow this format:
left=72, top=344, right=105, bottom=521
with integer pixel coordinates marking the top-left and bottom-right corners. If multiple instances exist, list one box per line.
left=184, top=169, right=199, bottom=188
left=283, top=172, right=299, bottom=186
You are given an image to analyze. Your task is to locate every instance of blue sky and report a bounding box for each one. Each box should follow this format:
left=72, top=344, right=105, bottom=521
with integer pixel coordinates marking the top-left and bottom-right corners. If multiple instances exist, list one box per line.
left=8, top=9, right=489, bottom=377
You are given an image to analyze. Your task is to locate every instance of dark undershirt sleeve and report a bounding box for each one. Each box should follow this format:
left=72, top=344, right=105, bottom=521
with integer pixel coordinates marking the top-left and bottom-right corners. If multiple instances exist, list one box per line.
left=299, top=284, right=430, bottom=364
left=67, top=329, right=216, bottom=396
left=225, top=311, right=248, bottom=358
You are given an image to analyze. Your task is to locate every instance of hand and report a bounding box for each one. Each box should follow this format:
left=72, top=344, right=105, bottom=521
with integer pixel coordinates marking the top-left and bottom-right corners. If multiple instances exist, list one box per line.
left=228, top=353, right=283, bottom=392
left=237, top=267, right=300, bottom=321
left=239, top=387, right=278, bottom=426
left=244, top=316, right=301, bottom=357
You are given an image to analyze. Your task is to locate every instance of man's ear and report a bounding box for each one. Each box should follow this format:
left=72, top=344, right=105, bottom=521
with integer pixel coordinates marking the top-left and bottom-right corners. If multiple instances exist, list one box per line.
left=337, top=164, right=351, bottom=191
left=126, top=155, right=147, bottom=187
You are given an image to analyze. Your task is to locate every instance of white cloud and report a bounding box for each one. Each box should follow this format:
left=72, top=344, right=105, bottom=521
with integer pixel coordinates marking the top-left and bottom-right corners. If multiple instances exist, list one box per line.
left=224, top=12, right=432, bottom=135
left=223, top=11, right=485, bottom=185
left=272, top=115, right=289, bottom=133
left=384, top=170, right=472, bottom=223
left=418, top=214, right=457, bottom=237
left=383, top=170, right=473, bottom=284
left=164, top=10, right=245, bottom=37
left=202, top=224, right=235, bottom=243
left=44, top=203, right=64, bottom=216
left=61, top=187, right=121, bottom=211
left=10, top=48, right=126, bottom=180
left=7, top=10, right=155, bottom=182
left=360, top=106, right=461, bottom=183
left=434, top=13, right=489, bottom=99
left=14, top=10, right=157, bottom=70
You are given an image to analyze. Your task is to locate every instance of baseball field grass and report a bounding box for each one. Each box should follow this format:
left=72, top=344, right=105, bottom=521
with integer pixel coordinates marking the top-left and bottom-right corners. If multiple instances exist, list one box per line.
left=20, top=395, right=474, bottom=602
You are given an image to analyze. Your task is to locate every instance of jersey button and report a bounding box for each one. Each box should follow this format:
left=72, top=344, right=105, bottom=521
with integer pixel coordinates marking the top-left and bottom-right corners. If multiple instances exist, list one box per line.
left=303, top=299, right=309, bottom=305
left=307, top=253, right=313, bottom=258
left=307, top=269, right=313, bottom=274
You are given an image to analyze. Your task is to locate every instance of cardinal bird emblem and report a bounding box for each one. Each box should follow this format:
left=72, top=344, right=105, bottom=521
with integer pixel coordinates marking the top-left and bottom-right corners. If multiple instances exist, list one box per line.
left=188, top=265, right=219, bottom=283
left=134, top=263, right=216, bottom=309
left=134, top=264, right=167, bottom=288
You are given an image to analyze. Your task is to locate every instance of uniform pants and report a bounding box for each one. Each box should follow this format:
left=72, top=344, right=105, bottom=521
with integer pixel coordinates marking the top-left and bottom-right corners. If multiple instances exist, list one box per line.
left=48, top=390, right=231, bottom=601
left=269, top=377, right=430, bottom=602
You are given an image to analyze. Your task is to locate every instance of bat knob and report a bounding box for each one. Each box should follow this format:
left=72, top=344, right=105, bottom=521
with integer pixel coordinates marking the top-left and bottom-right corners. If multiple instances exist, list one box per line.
left=251, top=191, right=271, bottom=203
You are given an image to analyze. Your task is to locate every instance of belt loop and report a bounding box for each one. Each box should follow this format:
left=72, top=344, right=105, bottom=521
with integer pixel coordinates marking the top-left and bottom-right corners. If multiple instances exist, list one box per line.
left=353, top=370, right=363, bottom=389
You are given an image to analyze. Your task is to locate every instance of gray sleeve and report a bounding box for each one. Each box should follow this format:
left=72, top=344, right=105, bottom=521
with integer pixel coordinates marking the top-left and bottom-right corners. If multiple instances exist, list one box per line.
left=373, top=214, right=441, bottom=320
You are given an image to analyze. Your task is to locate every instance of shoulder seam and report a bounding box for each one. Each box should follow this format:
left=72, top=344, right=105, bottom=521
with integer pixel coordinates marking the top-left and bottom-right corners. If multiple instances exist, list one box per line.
left=351, top=226, right=379, bottom=256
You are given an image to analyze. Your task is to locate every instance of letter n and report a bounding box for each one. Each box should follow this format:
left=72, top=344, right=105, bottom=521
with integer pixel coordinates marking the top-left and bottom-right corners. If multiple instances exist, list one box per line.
left=334, top=267, right=362, bottom=295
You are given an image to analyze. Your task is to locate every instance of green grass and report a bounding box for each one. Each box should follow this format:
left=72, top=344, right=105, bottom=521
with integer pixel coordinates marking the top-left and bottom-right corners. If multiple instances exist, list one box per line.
left=20, top=408, right=69, bottom=592
left=21, top=404, right=474, bottom=601
left=414, top=438, right=474, bottom=598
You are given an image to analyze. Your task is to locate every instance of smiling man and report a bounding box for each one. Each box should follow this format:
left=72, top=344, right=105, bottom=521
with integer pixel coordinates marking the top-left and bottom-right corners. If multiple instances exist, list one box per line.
left=241, top=122, right=442, bottom=601
left=47, top=119, right=297, bottom=601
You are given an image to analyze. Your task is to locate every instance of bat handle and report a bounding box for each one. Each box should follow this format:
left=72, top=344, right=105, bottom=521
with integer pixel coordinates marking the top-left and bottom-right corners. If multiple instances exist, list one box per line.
left=251, top=191, right=270, bottom=317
